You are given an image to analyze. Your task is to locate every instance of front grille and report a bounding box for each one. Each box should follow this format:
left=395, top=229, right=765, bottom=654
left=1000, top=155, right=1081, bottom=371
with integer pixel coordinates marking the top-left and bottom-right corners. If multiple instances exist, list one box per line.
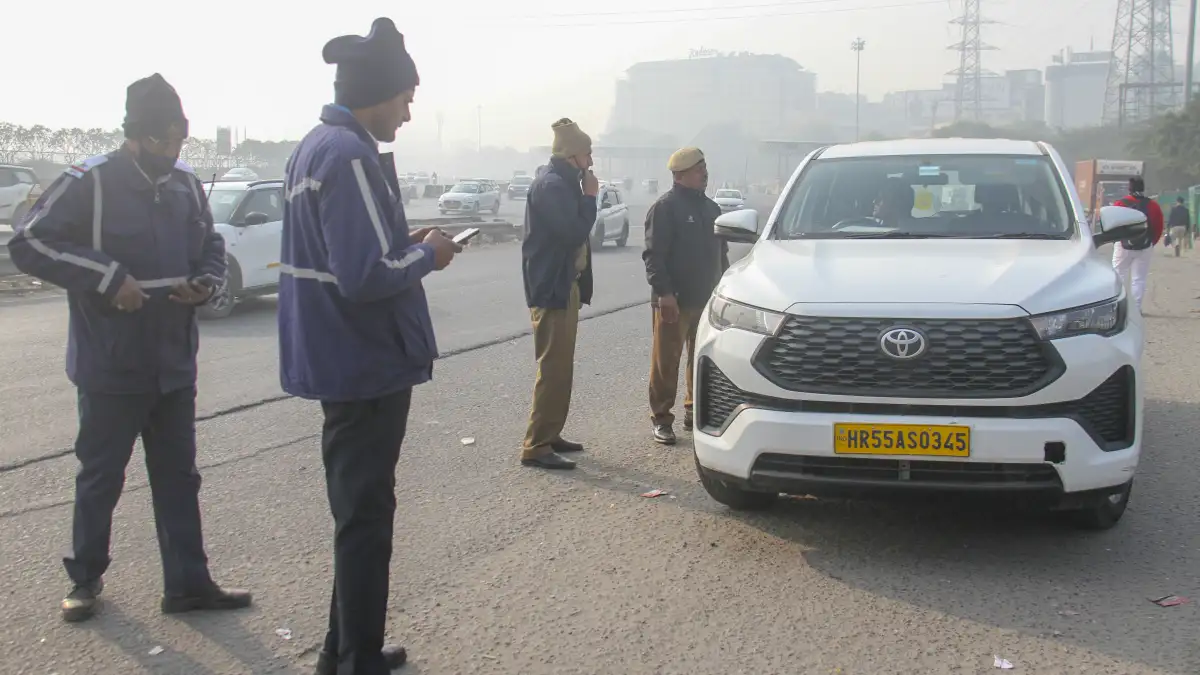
left=443, top=200, right=461, bottom=209
left=754, top=316, right=1061, bottom=398
left=698, top=358, right=1135, bottom=450
left=751, top=455, right=1062, bottom=489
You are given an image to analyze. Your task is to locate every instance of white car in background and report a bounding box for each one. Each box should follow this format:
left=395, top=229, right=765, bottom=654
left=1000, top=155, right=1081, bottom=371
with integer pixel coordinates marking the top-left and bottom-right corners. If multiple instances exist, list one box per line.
left=0, top=164, right=41, bottom=225
left=221, top=167, right=259, bottom=181
left=713, top=188, right=746, bottom=213
left=590, top=184, right=631, bottom=247
left=439, top=181, right=500, bottom=215
left=201, top=179, right=285, bottom=319
left=694, top=138, right=1147, bottom=530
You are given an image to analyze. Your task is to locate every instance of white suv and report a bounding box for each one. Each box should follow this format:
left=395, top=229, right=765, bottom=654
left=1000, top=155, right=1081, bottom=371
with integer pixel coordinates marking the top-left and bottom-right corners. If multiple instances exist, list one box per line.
left=693, top=138, right=1147, bottom=530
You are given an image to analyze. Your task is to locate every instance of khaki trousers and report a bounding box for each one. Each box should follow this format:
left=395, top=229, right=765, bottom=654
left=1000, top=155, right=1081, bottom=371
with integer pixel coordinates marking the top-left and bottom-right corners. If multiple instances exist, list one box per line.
left=648, top=307, right=702, bottom=426
left=521, top=282, right=581, bottom=459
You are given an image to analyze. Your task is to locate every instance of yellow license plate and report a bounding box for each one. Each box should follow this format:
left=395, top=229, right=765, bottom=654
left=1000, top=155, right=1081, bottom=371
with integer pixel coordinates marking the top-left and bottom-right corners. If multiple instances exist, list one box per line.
left=834, top=423, right=970, bottom=457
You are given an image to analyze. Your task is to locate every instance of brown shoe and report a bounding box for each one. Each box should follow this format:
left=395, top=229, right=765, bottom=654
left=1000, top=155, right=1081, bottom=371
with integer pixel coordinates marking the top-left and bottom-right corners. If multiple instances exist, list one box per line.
left=62, top=578, right=104, bottom=623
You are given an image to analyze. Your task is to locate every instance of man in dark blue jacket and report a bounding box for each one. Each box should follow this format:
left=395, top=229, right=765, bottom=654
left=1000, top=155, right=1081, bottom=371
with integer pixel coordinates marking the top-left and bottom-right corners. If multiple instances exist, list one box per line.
left=519, top=118, right=598, bottom=470
left=7, top=74, right=251, bottom=623
left=278, top=18, right=460, bottom=675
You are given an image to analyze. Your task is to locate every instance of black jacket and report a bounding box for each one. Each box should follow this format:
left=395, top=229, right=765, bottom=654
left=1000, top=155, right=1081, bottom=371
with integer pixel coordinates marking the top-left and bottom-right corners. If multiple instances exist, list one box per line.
left=642, top=184, right=725, bottom=310
left=1169, top=204, right=1191, bottom=229
left=521, top=158, right=596, bottom=309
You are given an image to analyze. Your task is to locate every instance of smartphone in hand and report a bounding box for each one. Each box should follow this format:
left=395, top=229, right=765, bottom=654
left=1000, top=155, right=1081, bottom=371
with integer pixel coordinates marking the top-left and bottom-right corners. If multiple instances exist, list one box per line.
left=452, top=228, right=481, bottom=245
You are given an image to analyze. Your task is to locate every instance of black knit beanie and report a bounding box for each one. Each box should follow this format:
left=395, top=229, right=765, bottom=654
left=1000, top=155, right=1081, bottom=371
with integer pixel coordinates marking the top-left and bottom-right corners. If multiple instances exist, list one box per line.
left=123, top=73, right=187, bottom=139
left=323, top=18, right=419, bottom=109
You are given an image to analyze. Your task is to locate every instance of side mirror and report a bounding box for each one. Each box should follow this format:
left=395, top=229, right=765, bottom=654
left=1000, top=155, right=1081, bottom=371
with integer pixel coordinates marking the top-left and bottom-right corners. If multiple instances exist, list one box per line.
left=1092, top=205, right=1148, bottom=247
left=715, top=209, right=760, bottom=243
left=242, top=212, right=271, bottom=226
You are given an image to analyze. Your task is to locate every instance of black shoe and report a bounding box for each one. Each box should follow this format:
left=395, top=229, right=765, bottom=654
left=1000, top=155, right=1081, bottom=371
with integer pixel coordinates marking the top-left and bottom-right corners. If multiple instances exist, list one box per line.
left=551, top=438, right=585, bottom=453
left=682, top=411, right=694, bottom=429
left=520, top=452, right=576, bottom=470
left=653, top=424, right=677, bottom=445
left=161, top=585, right=253, bottom=614
left=62, top=579, right=104, bottom=623
left=315, top=644, right=407, bottom=674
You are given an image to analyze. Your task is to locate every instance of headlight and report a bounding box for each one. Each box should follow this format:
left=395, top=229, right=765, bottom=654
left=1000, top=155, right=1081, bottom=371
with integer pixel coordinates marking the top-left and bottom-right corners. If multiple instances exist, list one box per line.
left=1029, top=296, right=1126, bottom=340
left=708, top=295, right=785, bottom=335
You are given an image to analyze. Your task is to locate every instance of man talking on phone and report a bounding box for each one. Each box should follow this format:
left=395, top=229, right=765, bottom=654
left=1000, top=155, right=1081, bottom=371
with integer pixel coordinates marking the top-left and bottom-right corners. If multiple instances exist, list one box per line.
left=7, top=74, right=251, bottom=623
left=518, top=118, right=598, bottom=470
left=278, top=18, right=460, bottom=674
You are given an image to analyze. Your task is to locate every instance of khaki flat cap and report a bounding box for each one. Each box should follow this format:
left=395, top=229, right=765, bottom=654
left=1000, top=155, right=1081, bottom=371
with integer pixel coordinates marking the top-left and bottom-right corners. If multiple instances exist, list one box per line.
left=668, top=147, right=704, bottom=172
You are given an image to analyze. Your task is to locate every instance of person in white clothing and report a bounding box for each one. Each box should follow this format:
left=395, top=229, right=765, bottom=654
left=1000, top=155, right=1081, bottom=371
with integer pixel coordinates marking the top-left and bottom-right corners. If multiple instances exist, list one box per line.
left=1110, top=176, right=1165, bottom=312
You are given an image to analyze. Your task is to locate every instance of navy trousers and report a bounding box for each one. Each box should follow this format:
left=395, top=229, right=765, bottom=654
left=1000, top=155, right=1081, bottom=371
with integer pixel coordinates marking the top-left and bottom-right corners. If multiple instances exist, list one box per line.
left=63, top=387, right=212, bottom=594
left=320, top=388, right=412, bottom=675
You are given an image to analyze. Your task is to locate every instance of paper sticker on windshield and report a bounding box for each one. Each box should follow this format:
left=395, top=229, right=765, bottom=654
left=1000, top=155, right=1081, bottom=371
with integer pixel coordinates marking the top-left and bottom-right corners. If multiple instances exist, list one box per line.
left=918, top=165, right=941, bottom=176
left=914, top=190, right=934, bottom=211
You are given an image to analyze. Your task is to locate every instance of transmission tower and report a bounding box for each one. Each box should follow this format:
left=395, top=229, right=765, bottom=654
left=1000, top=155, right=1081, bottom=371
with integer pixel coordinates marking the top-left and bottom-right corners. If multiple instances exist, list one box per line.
left=947, top=0, right=996, bottom=121
left=1103, top=0, right=1179, bottom=127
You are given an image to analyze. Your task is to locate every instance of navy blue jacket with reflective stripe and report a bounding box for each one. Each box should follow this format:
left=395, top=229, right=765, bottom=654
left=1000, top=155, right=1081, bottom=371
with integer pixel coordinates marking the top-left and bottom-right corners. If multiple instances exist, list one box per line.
left=278, top=105, right=438, bottom=402
left=6, top=149, right=226, bottom=394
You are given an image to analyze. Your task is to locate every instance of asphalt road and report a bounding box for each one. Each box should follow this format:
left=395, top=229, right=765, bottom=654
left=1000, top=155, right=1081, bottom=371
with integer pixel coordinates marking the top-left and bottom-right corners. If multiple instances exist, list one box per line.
left=1, top=201, right=1195, bottom=674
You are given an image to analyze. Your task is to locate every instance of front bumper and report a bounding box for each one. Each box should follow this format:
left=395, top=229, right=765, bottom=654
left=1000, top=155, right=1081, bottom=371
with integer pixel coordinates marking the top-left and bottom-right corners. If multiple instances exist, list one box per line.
left=439, top=201, right=480, bottom=213
left=692, top=305, right=1144, bottom=498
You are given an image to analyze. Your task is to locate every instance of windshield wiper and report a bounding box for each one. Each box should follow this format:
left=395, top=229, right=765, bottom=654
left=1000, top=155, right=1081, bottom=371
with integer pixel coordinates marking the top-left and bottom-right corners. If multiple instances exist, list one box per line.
left=969, top=233, right=1069, bottom=240
left=838, top=232, right=958, bottom=239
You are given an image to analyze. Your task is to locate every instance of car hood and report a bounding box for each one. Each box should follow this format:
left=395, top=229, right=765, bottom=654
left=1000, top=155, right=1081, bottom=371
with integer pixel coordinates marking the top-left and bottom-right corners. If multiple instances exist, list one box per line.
left=441, top=192, right=477, bottom=199
left=717, top=238, right=1122, bottom=316
left=713, top=197, right=744, bottom=204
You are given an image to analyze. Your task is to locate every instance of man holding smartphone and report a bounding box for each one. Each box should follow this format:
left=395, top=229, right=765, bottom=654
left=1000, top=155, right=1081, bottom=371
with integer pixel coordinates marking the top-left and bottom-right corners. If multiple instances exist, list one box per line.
left=7, top=73, right=251, bottom=623
left=278, top=18, right=461, bottom=674
left=518, top=118, right=598, bottom=470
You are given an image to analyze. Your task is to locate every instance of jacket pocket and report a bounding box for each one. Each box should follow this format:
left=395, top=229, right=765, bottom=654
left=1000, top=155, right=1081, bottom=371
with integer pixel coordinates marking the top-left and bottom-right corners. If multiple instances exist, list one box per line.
left=391, top=291, right=435, bottom=364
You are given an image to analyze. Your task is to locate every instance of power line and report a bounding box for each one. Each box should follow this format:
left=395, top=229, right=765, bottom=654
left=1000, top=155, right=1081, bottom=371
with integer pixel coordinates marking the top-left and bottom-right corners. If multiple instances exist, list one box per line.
left=489, top=0, right=878, bottom=21
left=482, top=0, right=948, bottom=27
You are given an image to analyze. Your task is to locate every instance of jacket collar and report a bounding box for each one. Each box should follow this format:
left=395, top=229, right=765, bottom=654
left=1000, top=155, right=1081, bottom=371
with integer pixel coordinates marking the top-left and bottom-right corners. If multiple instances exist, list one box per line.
left=671, top=182, right=705, bottom=199
left=549, top=156, right=581, bottom=181
left=321, top=104, right=378, bottom=152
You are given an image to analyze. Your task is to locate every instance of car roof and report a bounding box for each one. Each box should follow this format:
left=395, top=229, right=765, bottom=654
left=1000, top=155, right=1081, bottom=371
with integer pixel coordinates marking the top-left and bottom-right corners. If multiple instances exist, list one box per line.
left=204, top=179, right=282, bottom=190
left=817, top=137, right=1045, bottom=159
left=0, top=164, right=35, bottom=171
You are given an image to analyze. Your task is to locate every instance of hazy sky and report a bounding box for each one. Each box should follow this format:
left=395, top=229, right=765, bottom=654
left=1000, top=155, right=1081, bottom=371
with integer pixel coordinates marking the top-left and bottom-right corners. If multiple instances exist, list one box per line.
left=3, top=0, right=1193, bottom=149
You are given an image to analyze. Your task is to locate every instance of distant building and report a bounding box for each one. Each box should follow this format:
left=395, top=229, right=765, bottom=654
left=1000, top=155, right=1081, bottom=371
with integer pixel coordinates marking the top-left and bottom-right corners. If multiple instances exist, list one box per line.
left=605, top=52, right=817, bottom=144
left=1045, top=49, right=1111, bottom=129
left=979, top=69, right=1046, bottom=127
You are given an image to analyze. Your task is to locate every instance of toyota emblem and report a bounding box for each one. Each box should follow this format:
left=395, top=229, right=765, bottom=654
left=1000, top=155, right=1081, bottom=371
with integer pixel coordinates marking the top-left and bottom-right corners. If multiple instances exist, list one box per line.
left=879, top=328, right=927, bottom=360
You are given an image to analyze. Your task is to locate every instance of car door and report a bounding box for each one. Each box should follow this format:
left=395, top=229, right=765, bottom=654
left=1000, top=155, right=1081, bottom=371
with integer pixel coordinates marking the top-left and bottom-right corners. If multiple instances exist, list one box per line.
left=602, top=189, right=621, bottom=237
left=595, top=191, right=611, bottom=237
left=227, top=185, right=285, bottom=289
left=0, top=168, right=18, bottom=221
left=611, top=188, right=628, bottom=229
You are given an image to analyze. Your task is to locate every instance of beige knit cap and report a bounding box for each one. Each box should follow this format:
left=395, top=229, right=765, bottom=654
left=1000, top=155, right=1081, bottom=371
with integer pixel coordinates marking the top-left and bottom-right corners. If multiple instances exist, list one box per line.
left=551, top=118, right=592, bottom=158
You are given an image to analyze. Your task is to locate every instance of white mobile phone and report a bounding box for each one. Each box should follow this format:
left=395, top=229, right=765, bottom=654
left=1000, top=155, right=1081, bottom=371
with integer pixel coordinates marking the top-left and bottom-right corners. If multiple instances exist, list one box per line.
left=452, top=227, right=481, bottom=245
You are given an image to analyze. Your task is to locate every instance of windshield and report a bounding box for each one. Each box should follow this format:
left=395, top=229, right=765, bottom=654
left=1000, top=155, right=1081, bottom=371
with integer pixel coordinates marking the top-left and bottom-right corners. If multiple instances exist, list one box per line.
left=206, top=186, right=247, bottom=224
left=451, top=183, right=482, bottom=194
left=512, top=176, right=532, bottom=186
left=715, top=190, right=742, bottom=199
left=773, top=154, right=1074, bottom=240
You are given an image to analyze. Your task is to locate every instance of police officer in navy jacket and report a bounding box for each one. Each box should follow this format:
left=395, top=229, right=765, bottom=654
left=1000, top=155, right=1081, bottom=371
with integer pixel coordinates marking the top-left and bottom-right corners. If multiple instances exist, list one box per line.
left=278, top=18, right=460, bottom=675
left=7, top=74, right=252, bottom=623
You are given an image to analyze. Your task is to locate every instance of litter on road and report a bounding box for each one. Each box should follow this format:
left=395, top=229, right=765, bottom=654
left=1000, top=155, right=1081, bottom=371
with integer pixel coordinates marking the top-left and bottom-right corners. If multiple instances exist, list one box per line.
left=641, top=489, right=669, bottom=498
left=460, top=437, right=476, bottom=446
left=993, top=655, right=1015, bottom=669
left=275, top=628, right=293, bottom=640
left=1149, top=595, right=1189, bottom=607
left=148, top=646, right=164, bottom=656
